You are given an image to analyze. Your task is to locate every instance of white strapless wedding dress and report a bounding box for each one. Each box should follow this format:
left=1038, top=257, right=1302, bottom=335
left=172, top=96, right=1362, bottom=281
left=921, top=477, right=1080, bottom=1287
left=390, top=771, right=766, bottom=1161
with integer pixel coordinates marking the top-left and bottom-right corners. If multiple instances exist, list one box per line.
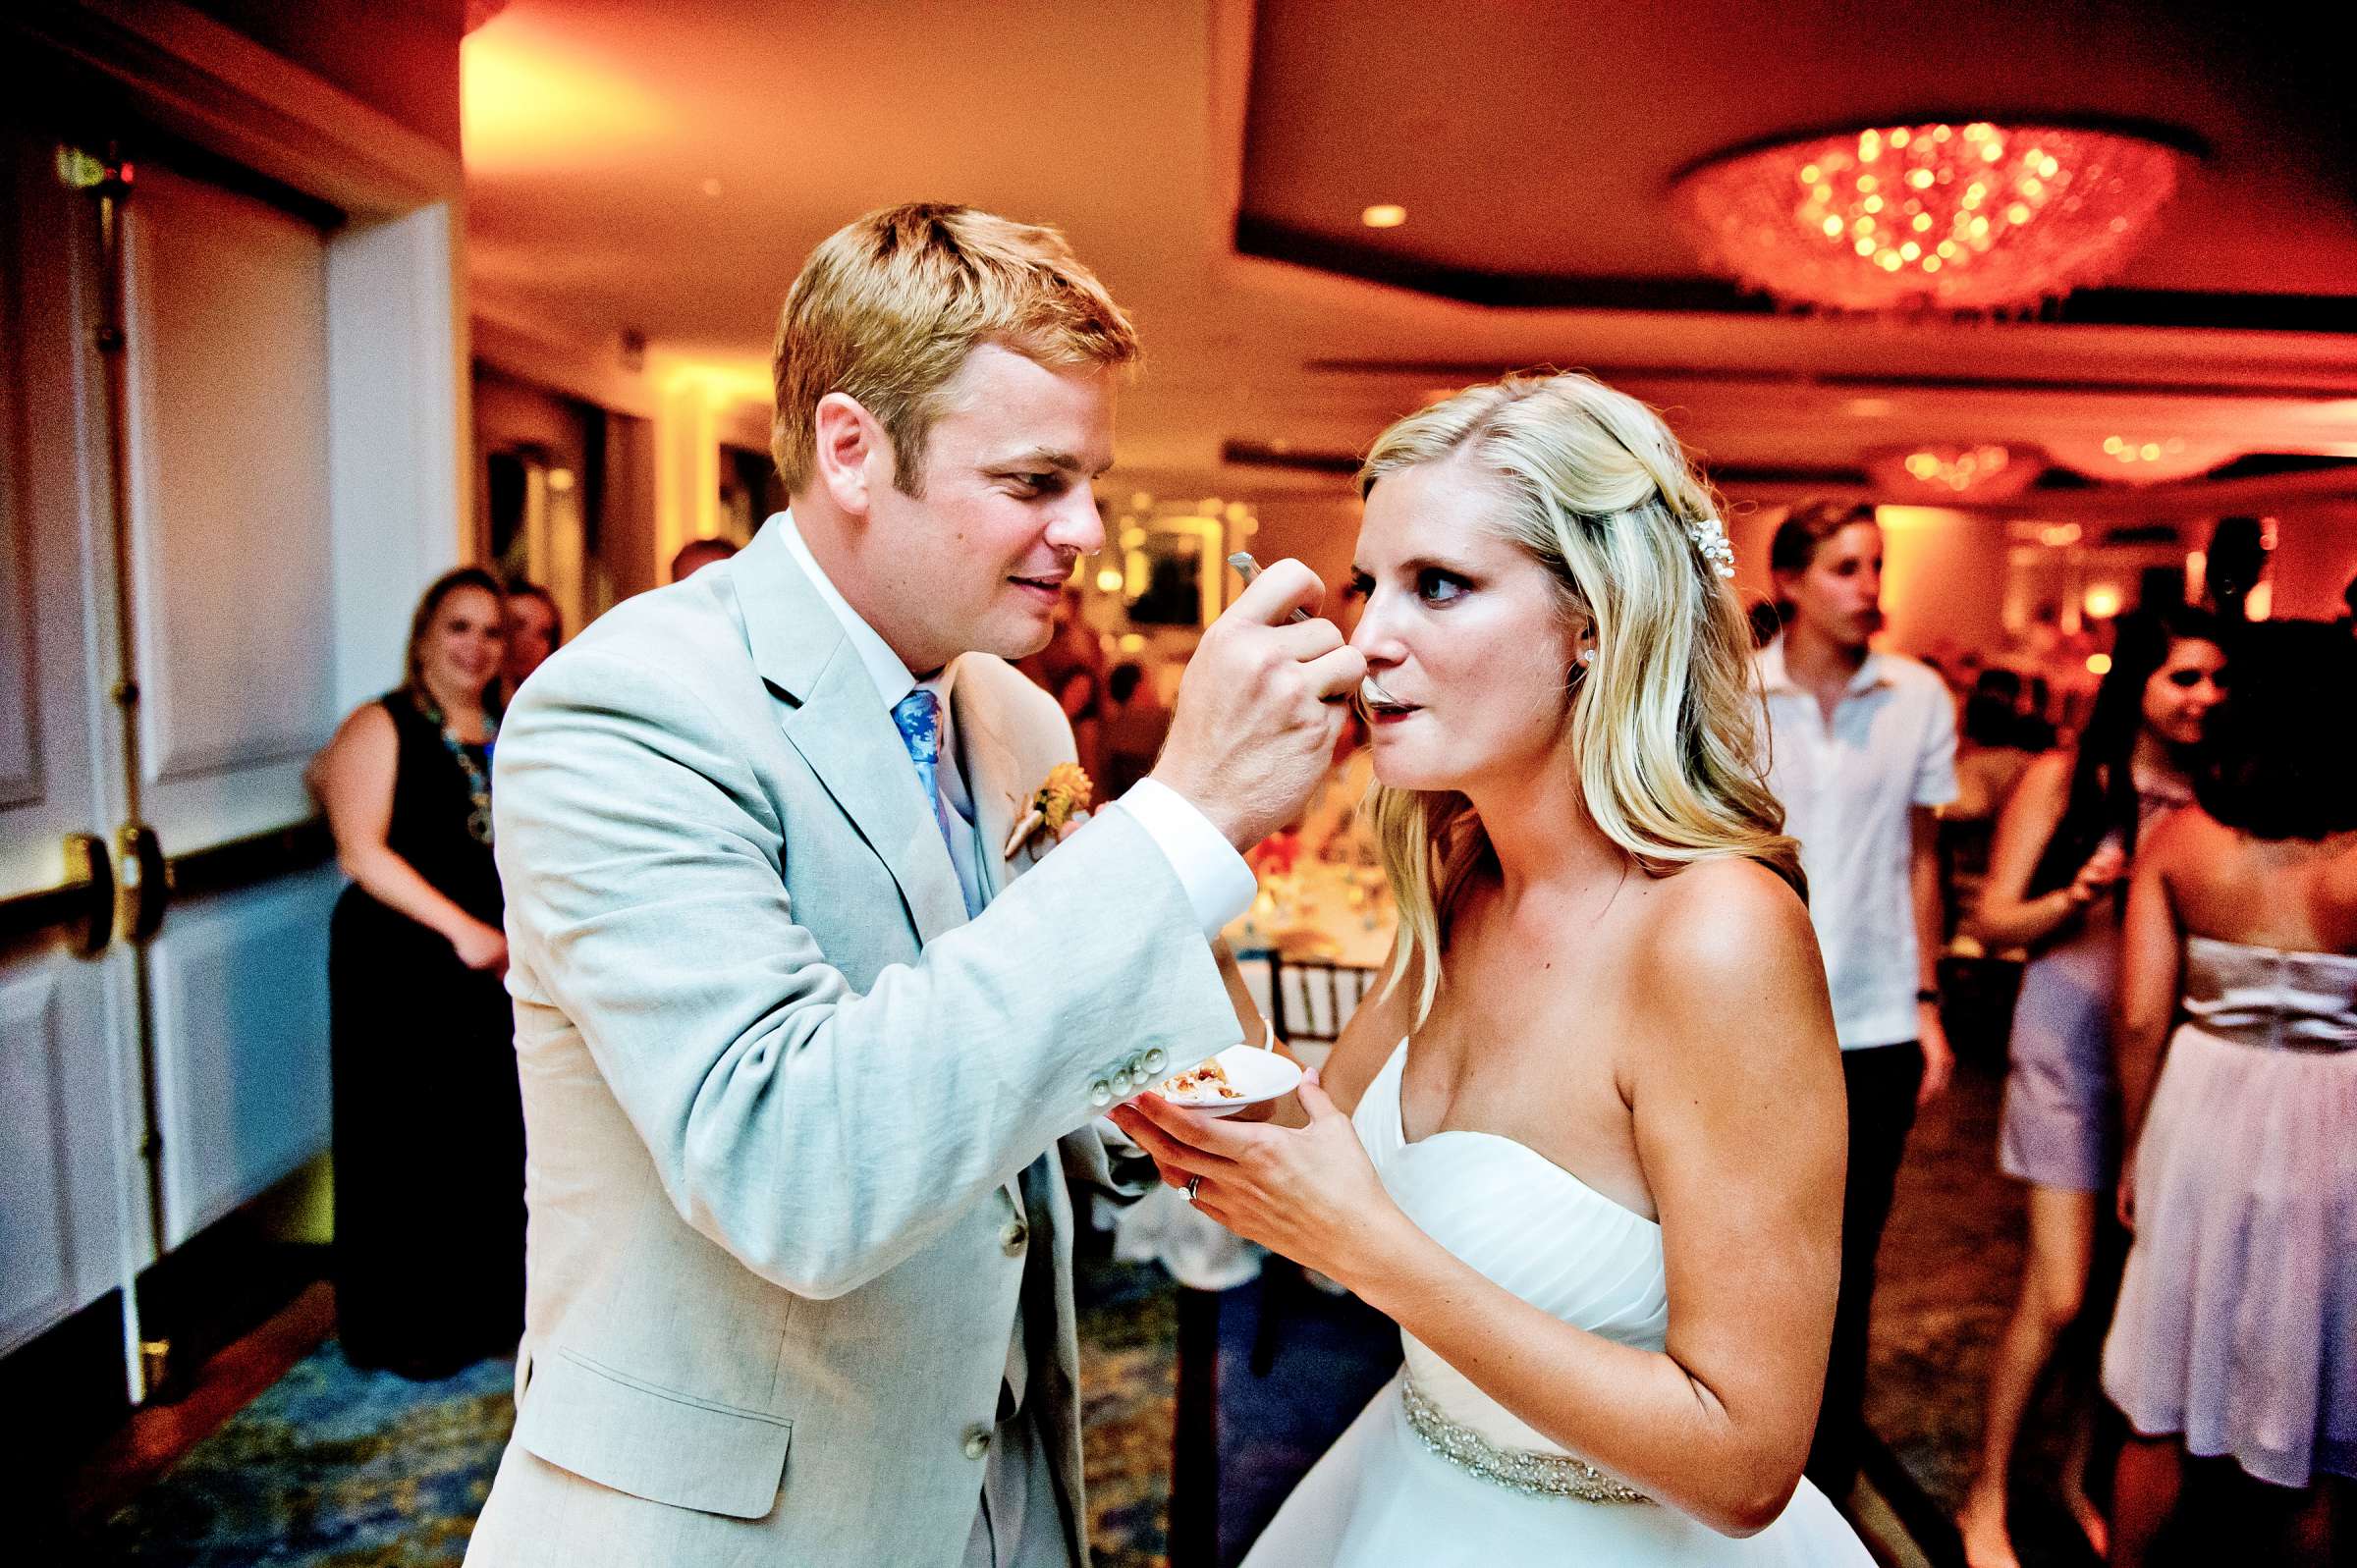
left=1240, top=1040, right=1874, bottom=1566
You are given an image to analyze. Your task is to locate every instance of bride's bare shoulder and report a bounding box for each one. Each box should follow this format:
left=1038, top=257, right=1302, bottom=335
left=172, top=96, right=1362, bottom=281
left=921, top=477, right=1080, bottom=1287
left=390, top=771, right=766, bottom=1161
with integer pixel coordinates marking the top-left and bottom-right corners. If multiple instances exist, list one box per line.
left=1642, top=855, right=1812, bottom=940
left=1629, top=857, right=1832, bottom=1059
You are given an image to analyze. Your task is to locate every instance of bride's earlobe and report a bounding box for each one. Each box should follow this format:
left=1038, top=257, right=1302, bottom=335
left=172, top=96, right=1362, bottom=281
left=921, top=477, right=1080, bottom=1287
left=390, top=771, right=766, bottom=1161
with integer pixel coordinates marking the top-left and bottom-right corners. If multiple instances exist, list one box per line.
left=1568, top=616, right=1598, bottom=682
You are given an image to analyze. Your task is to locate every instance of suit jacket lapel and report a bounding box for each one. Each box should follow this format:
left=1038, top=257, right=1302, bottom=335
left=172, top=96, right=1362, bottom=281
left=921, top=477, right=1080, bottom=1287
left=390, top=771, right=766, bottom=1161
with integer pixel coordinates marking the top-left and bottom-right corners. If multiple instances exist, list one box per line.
left=952, top=669, right=1034, bottom=905
left=736, top=525, right=968, bottom=946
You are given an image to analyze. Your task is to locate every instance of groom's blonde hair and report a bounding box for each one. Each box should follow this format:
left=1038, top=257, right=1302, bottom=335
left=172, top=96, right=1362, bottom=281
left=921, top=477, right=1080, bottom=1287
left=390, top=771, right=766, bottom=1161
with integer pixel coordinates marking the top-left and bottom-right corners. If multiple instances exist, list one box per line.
left=1359, top=372, right=1804, bottom=1022
left=770, top=202, right=1139, bottom=497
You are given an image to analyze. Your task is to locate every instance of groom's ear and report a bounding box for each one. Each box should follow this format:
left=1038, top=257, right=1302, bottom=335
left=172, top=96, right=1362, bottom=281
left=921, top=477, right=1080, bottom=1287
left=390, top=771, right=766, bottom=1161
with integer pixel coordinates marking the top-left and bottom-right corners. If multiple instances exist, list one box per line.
left=811, top=392, right=881, bottom=516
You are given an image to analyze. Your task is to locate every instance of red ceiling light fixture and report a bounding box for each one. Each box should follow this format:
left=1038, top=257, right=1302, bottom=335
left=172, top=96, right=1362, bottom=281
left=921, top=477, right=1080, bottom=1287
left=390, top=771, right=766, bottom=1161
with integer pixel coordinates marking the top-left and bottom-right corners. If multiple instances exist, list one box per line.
left=1672, top=121, right=2194, bottom=313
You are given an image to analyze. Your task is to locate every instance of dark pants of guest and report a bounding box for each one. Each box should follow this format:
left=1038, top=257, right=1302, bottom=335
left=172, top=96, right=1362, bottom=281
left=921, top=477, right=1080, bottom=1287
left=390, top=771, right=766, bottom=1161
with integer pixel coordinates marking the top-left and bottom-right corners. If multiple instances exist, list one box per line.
left=1805, top=1040, right=1925, bottom=1504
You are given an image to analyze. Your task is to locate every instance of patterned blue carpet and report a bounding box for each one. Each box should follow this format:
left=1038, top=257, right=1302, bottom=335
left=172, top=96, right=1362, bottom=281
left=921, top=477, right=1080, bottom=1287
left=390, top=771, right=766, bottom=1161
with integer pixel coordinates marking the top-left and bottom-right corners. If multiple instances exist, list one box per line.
left=1865, top=1052, right=2104, bottom=1568
left=85, top=1349, right=515, bottom=1566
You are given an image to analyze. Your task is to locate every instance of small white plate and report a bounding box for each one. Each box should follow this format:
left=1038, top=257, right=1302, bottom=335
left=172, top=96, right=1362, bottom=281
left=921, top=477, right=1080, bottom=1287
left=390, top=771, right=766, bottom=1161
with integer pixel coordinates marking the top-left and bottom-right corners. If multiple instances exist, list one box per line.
left=1151, top=1044, right=1303, bottom=1116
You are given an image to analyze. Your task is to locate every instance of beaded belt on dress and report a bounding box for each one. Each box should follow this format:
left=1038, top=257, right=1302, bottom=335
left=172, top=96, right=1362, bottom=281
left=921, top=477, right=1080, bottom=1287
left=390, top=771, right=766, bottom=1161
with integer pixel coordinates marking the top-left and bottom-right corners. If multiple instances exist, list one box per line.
left=1399, top=1377, right=1652, bottom=1504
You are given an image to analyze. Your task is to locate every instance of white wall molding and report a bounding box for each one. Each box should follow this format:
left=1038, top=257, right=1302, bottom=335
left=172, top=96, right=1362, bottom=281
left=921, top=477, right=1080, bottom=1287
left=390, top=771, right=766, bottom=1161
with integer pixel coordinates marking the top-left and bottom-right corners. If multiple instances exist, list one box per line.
left=327, top=199, right=470, bottom=709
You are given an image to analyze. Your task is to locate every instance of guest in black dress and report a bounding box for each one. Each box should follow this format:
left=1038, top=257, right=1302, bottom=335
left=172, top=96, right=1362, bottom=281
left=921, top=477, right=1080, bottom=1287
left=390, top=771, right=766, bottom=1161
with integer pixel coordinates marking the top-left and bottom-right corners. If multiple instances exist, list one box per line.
left=307, top=567, right=522, bottom=1378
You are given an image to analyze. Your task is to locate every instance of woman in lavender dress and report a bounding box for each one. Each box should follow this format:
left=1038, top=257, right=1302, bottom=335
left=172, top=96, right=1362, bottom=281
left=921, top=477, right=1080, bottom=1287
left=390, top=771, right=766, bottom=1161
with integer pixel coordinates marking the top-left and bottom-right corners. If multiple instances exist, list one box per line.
left=2105, top=622, right=2357, bottom=1567
left=1956, top=609, right=2225, bottom=1566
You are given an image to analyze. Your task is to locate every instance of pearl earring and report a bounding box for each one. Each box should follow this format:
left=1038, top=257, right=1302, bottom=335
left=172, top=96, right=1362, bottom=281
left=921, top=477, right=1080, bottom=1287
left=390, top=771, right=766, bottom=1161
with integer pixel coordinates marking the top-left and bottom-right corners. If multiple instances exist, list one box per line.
left=1577, top=649, right=1596, bottom=667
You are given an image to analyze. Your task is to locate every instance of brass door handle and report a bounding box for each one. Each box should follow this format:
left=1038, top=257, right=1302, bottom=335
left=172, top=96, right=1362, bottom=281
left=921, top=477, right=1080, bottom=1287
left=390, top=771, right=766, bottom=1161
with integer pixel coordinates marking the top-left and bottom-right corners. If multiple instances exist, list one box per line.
left=63, top=832, right=117, bottom=956
left=116, top=822, right=170, bottom=943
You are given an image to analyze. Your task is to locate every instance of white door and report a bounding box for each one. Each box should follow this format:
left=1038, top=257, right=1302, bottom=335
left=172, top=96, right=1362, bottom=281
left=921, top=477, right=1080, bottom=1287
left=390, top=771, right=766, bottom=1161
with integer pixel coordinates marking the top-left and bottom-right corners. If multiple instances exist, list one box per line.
left=0, top=131, right=347, bottom=1387
left=114, top=161, right=343, bottom=1247
left=0, top=134, right=150, bottom=1376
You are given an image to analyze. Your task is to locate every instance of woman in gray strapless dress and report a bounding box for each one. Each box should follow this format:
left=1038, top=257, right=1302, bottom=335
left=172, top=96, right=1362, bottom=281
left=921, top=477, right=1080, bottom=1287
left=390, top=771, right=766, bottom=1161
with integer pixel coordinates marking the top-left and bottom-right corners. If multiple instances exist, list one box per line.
left=2104, top=622, right=2357, bottom=1568
left=1957, top=610, right=2224, bottom=1567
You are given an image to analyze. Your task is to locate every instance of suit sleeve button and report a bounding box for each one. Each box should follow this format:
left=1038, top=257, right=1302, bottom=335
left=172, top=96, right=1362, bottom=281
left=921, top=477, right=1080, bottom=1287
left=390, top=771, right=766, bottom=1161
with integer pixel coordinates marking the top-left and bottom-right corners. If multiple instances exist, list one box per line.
left=962, top=1424, right=992, bottom=1460
left=1000, top=1219, right=1028, bottom=1256
left=1087, top=1077, right=1114, bottom=1108
left=1142, top=1047, right=1169, bottom=1074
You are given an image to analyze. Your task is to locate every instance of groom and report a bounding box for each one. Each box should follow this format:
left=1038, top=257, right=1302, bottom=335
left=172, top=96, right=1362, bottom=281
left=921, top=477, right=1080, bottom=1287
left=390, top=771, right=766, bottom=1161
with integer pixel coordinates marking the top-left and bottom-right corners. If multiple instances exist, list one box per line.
left=463, top=203, right=1364, bottom=1568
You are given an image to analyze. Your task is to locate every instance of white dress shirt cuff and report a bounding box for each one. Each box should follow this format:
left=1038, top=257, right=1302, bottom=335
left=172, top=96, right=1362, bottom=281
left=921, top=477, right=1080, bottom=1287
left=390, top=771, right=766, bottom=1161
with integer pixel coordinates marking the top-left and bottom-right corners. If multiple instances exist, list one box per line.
left=1115, top=778, right=1257, bottom=941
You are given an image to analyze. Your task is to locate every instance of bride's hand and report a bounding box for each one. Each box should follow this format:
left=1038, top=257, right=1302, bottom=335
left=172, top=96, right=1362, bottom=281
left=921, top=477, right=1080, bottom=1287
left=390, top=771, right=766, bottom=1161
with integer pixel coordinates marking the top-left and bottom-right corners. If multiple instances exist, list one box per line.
left=1111, top=1070, right=1410, bottom=1287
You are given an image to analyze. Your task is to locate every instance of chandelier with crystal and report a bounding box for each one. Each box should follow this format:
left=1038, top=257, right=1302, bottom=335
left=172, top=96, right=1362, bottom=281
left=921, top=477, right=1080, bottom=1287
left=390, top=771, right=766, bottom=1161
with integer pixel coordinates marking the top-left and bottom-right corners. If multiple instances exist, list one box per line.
left=1672, top=122, right=2190, bottom=313
left=1866, top=443, right=2042, bottom=501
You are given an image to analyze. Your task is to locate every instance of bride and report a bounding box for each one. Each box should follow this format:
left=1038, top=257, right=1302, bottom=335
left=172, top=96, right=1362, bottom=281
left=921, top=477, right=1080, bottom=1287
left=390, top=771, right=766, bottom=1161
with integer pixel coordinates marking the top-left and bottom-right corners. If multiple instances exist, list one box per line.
left=1114, top=373, right=1874, bottom=1564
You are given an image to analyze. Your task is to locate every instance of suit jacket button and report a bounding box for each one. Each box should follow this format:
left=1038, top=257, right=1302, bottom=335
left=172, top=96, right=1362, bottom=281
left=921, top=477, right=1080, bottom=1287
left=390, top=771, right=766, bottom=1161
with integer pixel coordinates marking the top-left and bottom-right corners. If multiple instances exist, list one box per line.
left=962, top=1424, right=992, bottom=1460
left=1088, top=1077, right=1114, bottom=1108
left=1142, top=1047, right=1169, bottom=1074
left=1000, top=1219, right=1028, bottom=1255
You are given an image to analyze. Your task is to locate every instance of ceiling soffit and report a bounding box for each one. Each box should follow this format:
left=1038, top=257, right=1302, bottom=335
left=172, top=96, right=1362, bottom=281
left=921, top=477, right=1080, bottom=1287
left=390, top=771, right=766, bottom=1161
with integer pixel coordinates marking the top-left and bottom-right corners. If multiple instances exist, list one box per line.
left=1237, top=0, right=2357, bottom=328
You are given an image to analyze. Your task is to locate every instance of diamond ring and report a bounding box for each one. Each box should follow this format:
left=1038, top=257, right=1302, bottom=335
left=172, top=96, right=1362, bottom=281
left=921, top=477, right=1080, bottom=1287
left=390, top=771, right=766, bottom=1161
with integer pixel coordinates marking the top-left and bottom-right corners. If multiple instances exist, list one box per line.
left=1182, top=1175, right=1202, bottom=1203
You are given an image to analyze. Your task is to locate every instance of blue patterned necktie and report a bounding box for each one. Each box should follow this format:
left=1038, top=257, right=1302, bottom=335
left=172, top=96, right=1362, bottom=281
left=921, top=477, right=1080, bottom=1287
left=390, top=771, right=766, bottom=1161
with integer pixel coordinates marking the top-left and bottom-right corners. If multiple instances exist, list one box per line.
left=892, top=688, right=977, bottom=915
left=892, top=688, right=944, bottom=815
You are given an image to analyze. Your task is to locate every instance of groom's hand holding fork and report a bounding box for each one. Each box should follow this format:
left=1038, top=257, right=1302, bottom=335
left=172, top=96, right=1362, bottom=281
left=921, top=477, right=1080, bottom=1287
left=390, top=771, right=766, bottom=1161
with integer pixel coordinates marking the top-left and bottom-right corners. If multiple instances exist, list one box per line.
left=1149, top=558, right=1366, bottom=850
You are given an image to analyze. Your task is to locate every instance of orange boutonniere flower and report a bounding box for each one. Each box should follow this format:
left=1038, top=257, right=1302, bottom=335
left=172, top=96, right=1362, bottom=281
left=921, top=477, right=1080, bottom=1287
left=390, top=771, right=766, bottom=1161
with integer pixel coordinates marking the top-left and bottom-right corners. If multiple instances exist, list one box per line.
left=1002, top=762, right=1094, bottom=858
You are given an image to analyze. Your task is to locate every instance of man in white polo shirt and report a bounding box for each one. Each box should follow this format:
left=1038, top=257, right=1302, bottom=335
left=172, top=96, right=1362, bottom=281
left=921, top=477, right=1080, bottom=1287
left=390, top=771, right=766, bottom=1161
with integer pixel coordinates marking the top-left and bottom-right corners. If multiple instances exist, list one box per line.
left=1758, top=502, right=1958, bottom=1507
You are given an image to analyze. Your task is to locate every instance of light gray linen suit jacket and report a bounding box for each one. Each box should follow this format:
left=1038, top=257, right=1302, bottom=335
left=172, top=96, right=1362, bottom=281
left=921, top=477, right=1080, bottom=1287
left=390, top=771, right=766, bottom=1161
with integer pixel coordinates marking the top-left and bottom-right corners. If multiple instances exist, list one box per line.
left=464, top=522, right=1237, bottom=1566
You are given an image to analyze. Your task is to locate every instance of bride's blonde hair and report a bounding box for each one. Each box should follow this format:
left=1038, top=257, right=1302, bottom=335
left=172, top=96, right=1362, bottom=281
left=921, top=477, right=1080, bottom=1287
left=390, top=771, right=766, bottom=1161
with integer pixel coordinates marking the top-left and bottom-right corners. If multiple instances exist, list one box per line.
left=1361, top=372, right=1802, bottom=1020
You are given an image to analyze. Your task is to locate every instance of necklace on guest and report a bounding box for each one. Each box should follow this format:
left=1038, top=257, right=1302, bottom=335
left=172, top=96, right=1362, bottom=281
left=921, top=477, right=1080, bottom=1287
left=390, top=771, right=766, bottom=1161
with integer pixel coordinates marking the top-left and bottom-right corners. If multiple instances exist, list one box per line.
left=413, top=688, right=497, bottom=844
